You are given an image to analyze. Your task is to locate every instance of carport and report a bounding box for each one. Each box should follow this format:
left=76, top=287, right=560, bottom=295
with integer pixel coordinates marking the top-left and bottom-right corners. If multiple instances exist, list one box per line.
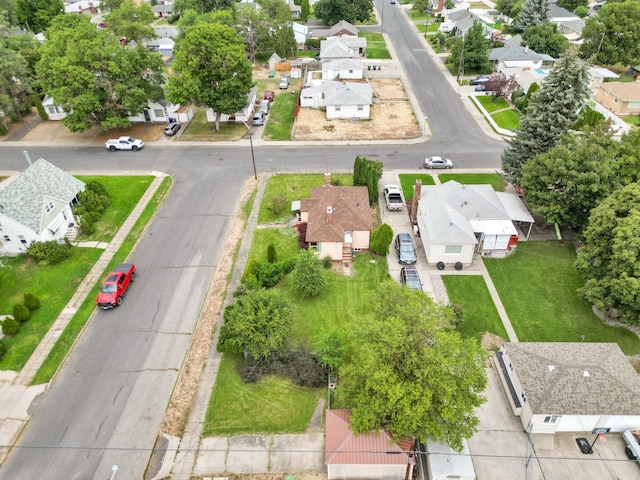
left=496, top=192, right=535, bottom=240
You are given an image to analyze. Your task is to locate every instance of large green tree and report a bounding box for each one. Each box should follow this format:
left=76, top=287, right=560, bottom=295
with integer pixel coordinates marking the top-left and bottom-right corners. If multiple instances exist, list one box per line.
left=337, top=281, right=487, bottom=451
left=575, top=183, right=640, bottom=325
left=0, top=15, right=34, bottom=125
left=556, top=0, right=587, bottom=12
left=520, top=124, right=619, bottom=231
left=448, top=20, right=490, bottom=73
left=501, top=47, right=590, bottom=182
left=515, top=0, right=550, bottom=31
left=353, top=155, right=382, bottom=206
left=580, top=0, right=640, bottom=65
left=236, top=4, right=268, bottom=63
left=217, top=288, right=294, bottom=359
left=103, top=0, right=156, bottom=43
left=168, top=22, right=253, bottom=131
left=35, top=14, right=164, bottom=132
left=495, top=0, right=523, bottom=20
left=522, top=23, right=570, bottom=58
left=614, top=129, right=640, bottom=187
left=261, top=0, right=297, bottom=58
left=15, top=0, right=62, bottom=32
left=313, top=0, right=372, bottom=26
left=291, top=249, right=327, bottom=298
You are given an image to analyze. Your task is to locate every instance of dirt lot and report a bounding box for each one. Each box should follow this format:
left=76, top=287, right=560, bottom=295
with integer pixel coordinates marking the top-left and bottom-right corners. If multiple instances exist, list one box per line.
left=294, top=78, right=421, bottom=141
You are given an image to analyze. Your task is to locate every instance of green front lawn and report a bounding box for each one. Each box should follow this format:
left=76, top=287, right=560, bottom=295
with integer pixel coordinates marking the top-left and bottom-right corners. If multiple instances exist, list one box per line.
left=485, top=242, right=640, bottom=355
left=361, top=32, right=391, bottom=59
left=263, top=89, right=299, bottom=141
left=442, top=276, right=508, bottom=342
left=248, top=228, right=300, bottom=264
left=438, top=173, right=507, bottom=191
left=476, top=95, right=510, bottom=113
left=491, top=109, right=520, bottom=130
left=398, top=174, right=436, bottom=201
left=623, top=116, right=640, bottom=126
left=204, top=253, right=389, bottom=436
left=258, top=174, right=353, bottom=224
left=76, top=176, right=153, bottom=242
left=180, top=108, right=246, bottom=141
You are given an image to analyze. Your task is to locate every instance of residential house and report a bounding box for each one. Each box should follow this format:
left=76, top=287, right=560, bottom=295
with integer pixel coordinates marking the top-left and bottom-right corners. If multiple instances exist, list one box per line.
left=152, top=3, right=173, bottom=18
left=64, top=0, right=100, bottom=15
left=444, top=9, right=494, bottom=38
left=146, top=37, right=175, bottom=57
left=595, top=80, right=640, bottom=116
left=414, top=180, right=533, bottom=266
left=40, top=98, right=190, bottom=123
left=205, top=86, right=258, bottom=123
left=322, top=58, right=363, bottom=80
left=417, top=439, right=476, bottom=480
left=548, top=4, right=584, bottom=42
left=299, top=81, right=372, bottom=119
left=488, top=45, right=555, bottom=73
left=292, top=22, right=309, bottom=47
left=299, top=177, right=371, bottom=262
left=42, top=96, right=68, bottom=121
left=588, top=66, right=620, bottom=93
left=326, top=409, right=415, bottom=480
left=328, top=20, right=359, bottom=37
left=0, top=158, right=85, bottom=255
left=289, top=2, right=301, bottom=19
left=494, top=342, right=640, bottom=433
left=320, top=37, right=366, bottom=60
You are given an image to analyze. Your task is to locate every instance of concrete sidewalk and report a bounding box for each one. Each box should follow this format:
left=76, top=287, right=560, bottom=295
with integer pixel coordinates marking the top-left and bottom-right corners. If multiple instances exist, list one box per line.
left=0, top=171, right=167, bottom=465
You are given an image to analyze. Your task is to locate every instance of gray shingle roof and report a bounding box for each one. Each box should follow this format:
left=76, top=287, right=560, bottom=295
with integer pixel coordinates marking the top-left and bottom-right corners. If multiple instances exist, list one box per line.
left=0, top=159, right=85, bottom=233
left=489, top=46, right=555, bottom=62
left=322, top=58, right=362, bottom=73
left=325, top=82, right=372, bottom=106
left=505, top=342, right=640, bottom=415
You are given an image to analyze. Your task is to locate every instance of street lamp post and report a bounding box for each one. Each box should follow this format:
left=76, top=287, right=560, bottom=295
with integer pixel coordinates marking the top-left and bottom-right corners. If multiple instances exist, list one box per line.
left=241, top=120, right=258, bottom=180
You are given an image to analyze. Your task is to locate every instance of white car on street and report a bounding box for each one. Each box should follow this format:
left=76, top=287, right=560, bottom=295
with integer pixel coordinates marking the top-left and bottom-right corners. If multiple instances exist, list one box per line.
left=424, top=156, right=453, bottom=169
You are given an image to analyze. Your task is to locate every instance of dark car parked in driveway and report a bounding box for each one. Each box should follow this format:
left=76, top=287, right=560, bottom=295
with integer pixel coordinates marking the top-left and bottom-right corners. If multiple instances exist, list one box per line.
left=395, top=233, right=417, bottom=265
left=470, top=76, right=490, bottom=85
left=400, top=267, right=422, bottom=291
left=164, top=123, right=180, bottom=136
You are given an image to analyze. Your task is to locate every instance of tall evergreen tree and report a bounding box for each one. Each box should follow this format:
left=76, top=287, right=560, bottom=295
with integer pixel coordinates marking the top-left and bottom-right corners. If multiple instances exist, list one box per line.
left=448, top=20, right=490, bottom=72
left=515, top=0, right=550, bottom=31
left=501, top=47, right=590, bottom=182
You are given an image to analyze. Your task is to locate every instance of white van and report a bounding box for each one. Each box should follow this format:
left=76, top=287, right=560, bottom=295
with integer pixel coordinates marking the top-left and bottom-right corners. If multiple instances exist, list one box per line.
left=438, top=23, right=455, bottom=34
left=279, top=75, right=289, bottom=89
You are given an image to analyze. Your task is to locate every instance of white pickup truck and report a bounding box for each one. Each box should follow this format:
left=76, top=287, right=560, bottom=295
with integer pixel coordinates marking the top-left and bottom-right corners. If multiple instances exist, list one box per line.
left=105, top=136, right=144, bottom=152
left=623, top=429, right=640, bottom=463
left=384, top=185, right=404, bottom=211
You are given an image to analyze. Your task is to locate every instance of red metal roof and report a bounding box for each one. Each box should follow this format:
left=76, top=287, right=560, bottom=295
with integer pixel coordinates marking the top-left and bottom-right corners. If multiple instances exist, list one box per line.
left=325, top=409, right=414, bottom=466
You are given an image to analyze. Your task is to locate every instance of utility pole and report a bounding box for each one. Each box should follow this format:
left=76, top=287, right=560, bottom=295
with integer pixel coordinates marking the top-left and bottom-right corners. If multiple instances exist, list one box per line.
left=456, top=34, right=465, bottom=83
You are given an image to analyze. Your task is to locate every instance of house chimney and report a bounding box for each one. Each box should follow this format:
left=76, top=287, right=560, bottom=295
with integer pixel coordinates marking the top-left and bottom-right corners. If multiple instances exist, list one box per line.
left=524, top=45, right=529, bottom=53
left=410, top=179, right=422, bottom=225
left=324, top=171, right=331, bottom=186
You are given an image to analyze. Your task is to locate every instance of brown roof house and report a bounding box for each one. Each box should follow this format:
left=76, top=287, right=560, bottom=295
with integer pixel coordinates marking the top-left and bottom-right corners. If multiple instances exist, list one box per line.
left=299, top=175, right=371, bottom=262
left=326, top=409, right=415, bottom=480
left=595, top=79, right=640, bottom=116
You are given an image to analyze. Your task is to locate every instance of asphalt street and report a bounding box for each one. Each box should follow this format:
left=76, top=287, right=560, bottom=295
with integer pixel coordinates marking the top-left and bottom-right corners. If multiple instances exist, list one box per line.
left=0, top=6, right=506, bottom=479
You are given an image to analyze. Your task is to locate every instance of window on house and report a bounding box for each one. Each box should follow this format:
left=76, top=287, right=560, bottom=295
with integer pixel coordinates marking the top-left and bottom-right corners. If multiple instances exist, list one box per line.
left=357, top=105, right=363, bottom=111
left=45, top=201, right=55, bottom=213
left=335, top=107, right=341, bottom=112
left=3, top=235, right=10, bottom=242
left=18, top=235, right=27, bottom=244
left=613, top=97, right=618, bottom=103
left=310, top=242, right=319, bottom=251
left=349, top=70, right=353, bottom=73
left=445, top=245, right=462, bottom=254
left=46, top=106, right=57, bottom=115
left=154, top=109, right=164, bottom=118
left=543, top=416, right=559, bottom=424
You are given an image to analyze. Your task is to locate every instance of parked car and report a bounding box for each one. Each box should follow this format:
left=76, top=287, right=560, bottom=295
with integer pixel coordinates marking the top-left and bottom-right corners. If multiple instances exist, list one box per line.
left=259, top=101, right=270, bottom=115
left=164, top=123, right=180, bottom=136
left=252, top=111, right=265, bottom=126
left=475, top=85, right=487, bottom=92
left=96, top=264, right=136, bottom=309
left=263, top=90, right=275, bottom=102
left=395, top=233, right=417, bottom=265
left=105, top=136, right=144, bottom=151
left=424, top=156, right=453, bottom=169
left=400, top=267, right=422, bottom=291
left=279, top=75, right=289, bottom=89
left=470, top=76, right=490, bottom=85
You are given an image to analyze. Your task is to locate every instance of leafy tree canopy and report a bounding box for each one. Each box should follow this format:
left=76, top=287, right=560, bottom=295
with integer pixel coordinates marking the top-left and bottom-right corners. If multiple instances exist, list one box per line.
left=522, top=22, right=570, bottom=57
left=520, top=123, right=620, bottom=230
left=501, top=47, right=590, bottom=182
left=258, top=0, right=297, bottom=58
left=35, top=14, right=165, bottom=132
left=575, top=182, right=640, bottom=324
left=336, top=281, right=487, bottom=451
left=15, top=0, right=63, bottom=32
left=580, top=0, right=640, bottom=65
left=217, top=288, right=294, bottom=359
left=515, top=0, right=550, bottom=31
left=167, top=22, right=253, bottom=131
left=103, top=0, right=156, bottom=43
left=556, top=0, right=587, bottom=12
left=614, top=129, right=640, bottom=186
left=495, top=0, right=523, bottom=19
left=449, top=20, right=490, bottom=72
left=291, top=249, right=327, bottom=298
left=0, top=15, right=33, bottom=122
left=313, top=0, right=373, bottom=26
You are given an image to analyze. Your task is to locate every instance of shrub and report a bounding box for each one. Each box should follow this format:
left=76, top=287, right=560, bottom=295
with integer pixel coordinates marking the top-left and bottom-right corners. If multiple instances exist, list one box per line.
left=80, top=216, right=95, bottom=235
left=254, top=259, right=296, bottom=288
left=266, top=193, right=287, bottom=217
left=0, top=339, right=6, bottom=359
left=235, top=347, right=327, bottom=387
left=24, top=293, right=41, bottom=311
left=322, top=256, right=333, bottom=269
left=0, top=123, right=7, bottom=136
left=330, top=177, right=342, bottom=186
left=34, top=95, right=49, bottom=120
left=267, top=244, right=278, bottom=263
left=28, top=239, right=72, bottom=264
left=291, top=249, right=326, bottom=298
left=13, top=303, right=30, bottom=323
left=370, top=223, right=394, bottom=255
left=297, top=222, right=308, bottom=249
left=1, top=317, right=20, bottom=336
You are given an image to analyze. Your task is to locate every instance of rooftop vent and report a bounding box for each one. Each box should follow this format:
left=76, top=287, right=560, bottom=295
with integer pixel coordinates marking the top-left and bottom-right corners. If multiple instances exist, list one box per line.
left=327, top=206, right=333, bottom=214
left=547, top=365, right=555, bottom=372
left=583, top=371, right=590, bottom=377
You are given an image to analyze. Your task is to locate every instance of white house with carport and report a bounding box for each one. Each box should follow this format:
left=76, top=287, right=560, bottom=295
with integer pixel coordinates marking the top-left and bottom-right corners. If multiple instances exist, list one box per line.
left=414, top=180, right=534, bottom=266
left=0, top=158, right=85, bottom=255
left=494, top=342, right=640, bottom=434
left=205, top=86, right=257, bottom=123
left=300, top=81, right=372, bottom=119
left=322, top=58, right=363, bottom=80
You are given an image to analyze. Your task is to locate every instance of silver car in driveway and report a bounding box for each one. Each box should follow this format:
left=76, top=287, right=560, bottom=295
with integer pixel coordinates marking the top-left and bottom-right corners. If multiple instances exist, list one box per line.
left=395, top=233, right=417, bottom=265
left=424, top=156, right=453, bottom=169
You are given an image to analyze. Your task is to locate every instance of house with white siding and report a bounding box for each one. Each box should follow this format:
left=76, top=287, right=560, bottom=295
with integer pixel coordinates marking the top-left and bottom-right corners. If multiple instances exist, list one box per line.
left=494, top=342, right=640, bottom=434
left=300, top=81, right=372, bottom=119
left=205, top=86, right=257, bottom=123
left=300, top=176, right=371, bottom=262
left=322, top=58, right=363, bottom=80
left=0, top=158, right=85, bottom=255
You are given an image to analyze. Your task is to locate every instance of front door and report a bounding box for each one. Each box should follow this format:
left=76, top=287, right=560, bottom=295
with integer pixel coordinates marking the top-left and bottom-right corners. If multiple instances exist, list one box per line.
left=344, top=231, right=353, bottom=244
left=143, top=109, right=151, bottom=122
